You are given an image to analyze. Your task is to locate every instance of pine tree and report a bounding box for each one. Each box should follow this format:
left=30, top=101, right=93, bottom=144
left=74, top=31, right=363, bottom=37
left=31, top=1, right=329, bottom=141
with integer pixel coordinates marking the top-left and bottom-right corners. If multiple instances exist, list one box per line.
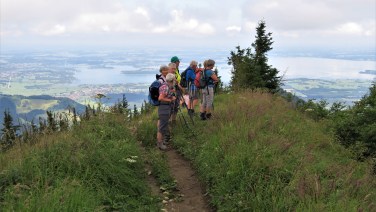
left=72, top=107, right=78, bottom=125
left=46, top=111, right=58, bottom=132
left=214, top=67, right=224, bottom=93
left=228, top=20, right=281, bottom=91
left=133, top=104, right=139, bottom=117
left=1, top=110, right=16, bottom=150
left=140, top=103, right=145, bottom=115
left=122, top=94, right=129, bottom=109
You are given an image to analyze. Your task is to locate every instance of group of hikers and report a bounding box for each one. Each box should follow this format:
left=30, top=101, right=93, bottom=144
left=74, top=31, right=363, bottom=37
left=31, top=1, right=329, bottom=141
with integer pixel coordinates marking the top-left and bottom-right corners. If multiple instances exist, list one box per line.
left=153, top=56, right=219, bottom=150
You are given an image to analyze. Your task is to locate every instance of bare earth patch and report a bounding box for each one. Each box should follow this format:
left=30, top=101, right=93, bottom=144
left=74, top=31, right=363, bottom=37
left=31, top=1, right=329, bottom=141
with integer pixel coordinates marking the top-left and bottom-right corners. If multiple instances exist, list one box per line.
left=163, top=149, right=212, bottom=212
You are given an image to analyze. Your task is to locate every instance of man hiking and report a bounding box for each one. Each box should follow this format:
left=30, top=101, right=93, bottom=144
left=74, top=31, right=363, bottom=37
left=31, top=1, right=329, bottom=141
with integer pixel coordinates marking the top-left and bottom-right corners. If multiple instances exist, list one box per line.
left=185, top=60, right=199, bottom=115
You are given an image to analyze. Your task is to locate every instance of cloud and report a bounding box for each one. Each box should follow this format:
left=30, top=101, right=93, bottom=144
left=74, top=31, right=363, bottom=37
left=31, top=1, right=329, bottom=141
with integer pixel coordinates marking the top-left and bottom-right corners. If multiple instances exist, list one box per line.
left=226, top=26, right=241, bottom=32
left=1, top=0, right=375, bottom=49
left=336, top=22, right=364, bottom=35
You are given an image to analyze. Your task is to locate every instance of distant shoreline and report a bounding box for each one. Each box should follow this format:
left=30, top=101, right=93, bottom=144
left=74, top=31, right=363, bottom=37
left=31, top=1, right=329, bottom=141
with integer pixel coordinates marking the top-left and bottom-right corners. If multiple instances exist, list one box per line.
left=359, top=70, right=376, bottom=75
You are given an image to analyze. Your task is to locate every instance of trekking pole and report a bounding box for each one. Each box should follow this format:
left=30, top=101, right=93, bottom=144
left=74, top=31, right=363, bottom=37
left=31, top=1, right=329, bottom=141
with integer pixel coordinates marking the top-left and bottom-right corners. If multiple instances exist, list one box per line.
left=176, top=87, right=194, bottom=125
left=177, top=103, right=196, bottom=137
left=188, top=81, right=195, bottom=119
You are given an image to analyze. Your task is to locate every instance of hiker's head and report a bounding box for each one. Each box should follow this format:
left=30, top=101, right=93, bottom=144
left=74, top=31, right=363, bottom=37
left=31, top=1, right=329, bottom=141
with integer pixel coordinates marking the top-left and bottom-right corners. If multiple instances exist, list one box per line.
left=203, top=60, right=208, bottom=68
left=206, top=59, right=215, bottom=69
left=166, top=73, right=175, bottom=85
left=159, top=65, right=169, bottom=76
left=170, top=56, right=180, bottom=67
left=168, top=62, right=177, bottom=73
left=190, top=60, right=198, bottom=70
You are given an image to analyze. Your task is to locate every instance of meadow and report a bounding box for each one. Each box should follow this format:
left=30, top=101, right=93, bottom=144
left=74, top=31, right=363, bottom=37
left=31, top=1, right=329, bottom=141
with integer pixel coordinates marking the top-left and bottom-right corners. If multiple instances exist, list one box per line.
left=1, top=90, right=375, bottom=211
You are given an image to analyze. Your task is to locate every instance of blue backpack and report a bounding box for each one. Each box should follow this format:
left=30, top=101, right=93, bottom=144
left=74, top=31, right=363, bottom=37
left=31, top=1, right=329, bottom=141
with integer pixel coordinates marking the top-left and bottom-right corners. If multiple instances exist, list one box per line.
left=148, top=77, right=165, bottom=106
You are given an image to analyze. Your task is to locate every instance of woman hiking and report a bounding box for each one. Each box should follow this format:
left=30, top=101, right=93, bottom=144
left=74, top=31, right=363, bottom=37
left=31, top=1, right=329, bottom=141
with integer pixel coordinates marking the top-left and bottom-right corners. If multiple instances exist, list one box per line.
left=200, top=59, right=218, bottom=120
left=157, top=72, right=176, bottom=150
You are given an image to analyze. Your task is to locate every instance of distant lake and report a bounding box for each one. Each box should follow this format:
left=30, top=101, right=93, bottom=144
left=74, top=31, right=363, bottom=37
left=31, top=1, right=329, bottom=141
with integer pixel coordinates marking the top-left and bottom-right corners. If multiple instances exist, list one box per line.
left=71, top=55, right=376, bottom=86
left=269, top=57, right=376, bottom=80
left=0, top=49, right=375, bottom=105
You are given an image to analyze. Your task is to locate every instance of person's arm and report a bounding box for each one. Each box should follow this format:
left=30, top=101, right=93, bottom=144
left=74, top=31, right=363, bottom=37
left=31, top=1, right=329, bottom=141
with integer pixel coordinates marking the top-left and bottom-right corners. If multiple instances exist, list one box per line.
left=211, top=73, right=218, bottom=83
left=158, top=86, right=176, bottom=102
left=207, top=70, right=218, bottom=83
left=159, top=93, right=176, bottom=102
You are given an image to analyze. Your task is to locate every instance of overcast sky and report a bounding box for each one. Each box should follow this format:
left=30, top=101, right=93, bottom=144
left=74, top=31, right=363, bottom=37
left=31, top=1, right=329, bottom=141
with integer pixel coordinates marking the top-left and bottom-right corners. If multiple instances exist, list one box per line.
left=1, top=0, right=375, bottom=51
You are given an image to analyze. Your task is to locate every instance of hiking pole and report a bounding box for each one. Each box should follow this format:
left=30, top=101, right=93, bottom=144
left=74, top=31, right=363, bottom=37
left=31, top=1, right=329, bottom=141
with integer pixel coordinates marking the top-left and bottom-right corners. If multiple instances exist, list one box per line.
left=176, top=87, right=194, bottom=125
left=177, top=104, right=196, bottom=137
left=188, top=81, right=195, bottom=117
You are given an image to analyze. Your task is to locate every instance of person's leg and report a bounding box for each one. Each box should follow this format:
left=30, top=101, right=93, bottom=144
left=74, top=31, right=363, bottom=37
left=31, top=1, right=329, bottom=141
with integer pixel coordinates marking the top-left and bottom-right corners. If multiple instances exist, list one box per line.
left=184, top=94, right=190, bottom=109
left=169, top=98, right=179, bottom=124
left=158, top=114, right=169, bottom=150
left=205, top=87, right=214, bottom=119
left=192, top=89, right=199, bottom=111
left=200, top=88, right=208, bottom=120
left=157, top=120, right=162, bottom=143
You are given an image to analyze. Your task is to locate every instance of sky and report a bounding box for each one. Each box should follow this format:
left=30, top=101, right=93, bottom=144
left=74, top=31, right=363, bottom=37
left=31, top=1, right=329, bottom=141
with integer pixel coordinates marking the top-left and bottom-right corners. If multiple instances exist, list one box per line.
left=0, top=0, right=375, bottom=51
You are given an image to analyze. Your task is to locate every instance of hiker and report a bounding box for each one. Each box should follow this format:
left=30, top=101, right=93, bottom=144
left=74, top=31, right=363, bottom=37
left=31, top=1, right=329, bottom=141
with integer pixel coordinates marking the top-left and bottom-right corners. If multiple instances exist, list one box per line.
left=170, top=56, right=181, bottom=80
left=200, top=59, right=218, bottom=120
left=186, top=60, right=199, bottom=115
left=170, top=56, right=187, bottom=106
left=168, top=62, right=184, bottom=124
left=157, top=73, right=176, bottom=150
left=155, top=65, right=169, bottom=149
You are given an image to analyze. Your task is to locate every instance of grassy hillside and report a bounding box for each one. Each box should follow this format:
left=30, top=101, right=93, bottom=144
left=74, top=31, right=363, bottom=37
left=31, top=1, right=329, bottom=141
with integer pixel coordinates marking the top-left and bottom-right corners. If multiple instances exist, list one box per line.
left=0, top=113, right=163, bottom=211
left=1, top=90, right=375, bottom=211
left=165, top=90, right=375, bottom=211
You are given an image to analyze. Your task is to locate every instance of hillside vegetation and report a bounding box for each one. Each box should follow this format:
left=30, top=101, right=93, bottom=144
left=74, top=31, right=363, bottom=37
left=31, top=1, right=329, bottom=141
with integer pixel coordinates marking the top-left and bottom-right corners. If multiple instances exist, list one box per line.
left=0, top=94, right=85, bottom=128
left=1, top=90, right=375, bottom=211
left=0, top=113, right=162, bottom=211
left=166, top=90, right=376, bottom=211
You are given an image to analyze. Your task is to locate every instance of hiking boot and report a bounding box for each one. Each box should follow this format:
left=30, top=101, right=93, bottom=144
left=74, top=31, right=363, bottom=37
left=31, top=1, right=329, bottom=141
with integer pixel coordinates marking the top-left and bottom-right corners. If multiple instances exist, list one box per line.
left=188, top=109, right=195, bottom=116
left=163, top=138, right=170, bottom=145
left=206, top=113, right=212, bottom=119
left=157, top=142, right=167, bottom=150
left=200, top=112, right=207, bottom=120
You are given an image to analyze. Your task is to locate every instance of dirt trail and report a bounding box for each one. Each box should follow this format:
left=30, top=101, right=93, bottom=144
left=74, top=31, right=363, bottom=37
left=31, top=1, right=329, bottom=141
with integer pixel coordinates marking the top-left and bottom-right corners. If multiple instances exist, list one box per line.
left=163, top=148, right=212, bottom=212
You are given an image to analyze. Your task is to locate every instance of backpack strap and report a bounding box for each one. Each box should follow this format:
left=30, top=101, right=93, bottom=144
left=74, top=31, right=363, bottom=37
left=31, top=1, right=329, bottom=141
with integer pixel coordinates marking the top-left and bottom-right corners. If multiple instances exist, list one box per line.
left=158, top=76, right=166, bottom=84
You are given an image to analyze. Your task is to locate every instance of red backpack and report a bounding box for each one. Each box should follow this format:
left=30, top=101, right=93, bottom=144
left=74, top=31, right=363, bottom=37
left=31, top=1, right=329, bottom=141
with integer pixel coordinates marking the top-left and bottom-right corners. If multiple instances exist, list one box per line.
left=194, top=68, right=207, bottom=89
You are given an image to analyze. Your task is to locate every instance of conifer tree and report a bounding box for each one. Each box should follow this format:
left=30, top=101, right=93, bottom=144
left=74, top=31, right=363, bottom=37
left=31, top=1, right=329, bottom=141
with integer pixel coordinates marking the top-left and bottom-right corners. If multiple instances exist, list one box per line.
left=39, top=117, right=47, bottom=133
left=1, top=110, right=16, bottom=150
left=72, top=107, right=78, bottom=125
left=140, top=103, right=145, bottom=115
left=46, top=111, right=58, bottom=132
left=133, top=104, right=139, bottom=117
left=122, top=94, right=129, bottom=109
left=228, top=20, right=281, bottom=91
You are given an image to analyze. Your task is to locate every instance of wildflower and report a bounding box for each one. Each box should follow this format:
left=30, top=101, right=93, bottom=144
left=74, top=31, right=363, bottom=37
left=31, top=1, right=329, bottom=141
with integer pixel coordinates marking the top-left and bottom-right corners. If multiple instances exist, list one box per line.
left=124, top=158, right=137, bottom=163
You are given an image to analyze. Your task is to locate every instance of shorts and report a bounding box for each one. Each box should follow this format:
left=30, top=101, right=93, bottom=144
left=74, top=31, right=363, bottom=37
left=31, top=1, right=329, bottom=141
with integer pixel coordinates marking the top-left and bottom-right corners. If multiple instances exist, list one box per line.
left=201, top=87, right=214, bottom=108
left=158, top=114, right=170, bottom=135
left=189, top=89, right=199, bottom=100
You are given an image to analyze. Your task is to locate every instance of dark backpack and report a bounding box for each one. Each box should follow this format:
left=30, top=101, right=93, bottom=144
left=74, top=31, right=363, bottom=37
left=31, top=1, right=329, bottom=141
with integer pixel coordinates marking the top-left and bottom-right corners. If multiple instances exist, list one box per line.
left=148, top=77, right=165, bottom=106
left=180, top=69, right=188, bottom=87
left=194, top=69, right=207, bottom=89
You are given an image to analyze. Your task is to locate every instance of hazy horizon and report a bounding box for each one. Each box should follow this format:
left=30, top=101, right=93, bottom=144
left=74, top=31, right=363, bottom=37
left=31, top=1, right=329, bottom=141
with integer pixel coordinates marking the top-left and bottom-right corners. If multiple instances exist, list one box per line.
left=1, top=0, right=375, bottom=51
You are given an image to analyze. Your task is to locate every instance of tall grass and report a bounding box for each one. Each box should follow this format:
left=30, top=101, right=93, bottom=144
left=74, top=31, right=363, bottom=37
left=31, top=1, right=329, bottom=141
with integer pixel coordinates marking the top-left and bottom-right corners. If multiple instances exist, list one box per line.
left=172, top=90, right=376, bottom=211
left=0, top=113, right=160, bottom=211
